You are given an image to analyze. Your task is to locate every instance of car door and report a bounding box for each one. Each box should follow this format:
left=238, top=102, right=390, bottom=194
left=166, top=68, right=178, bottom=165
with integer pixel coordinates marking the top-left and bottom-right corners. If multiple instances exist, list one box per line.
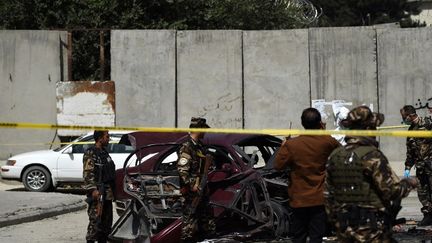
left=56, top=135, right=94, bottom=182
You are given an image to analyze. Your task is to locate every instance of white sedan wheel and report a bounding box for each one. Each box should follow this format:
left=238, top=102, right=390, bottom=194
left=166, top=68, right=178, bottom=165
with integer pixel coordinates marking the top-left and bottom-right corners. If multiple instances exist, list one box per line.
left=22, top=166, right=52, bottom=192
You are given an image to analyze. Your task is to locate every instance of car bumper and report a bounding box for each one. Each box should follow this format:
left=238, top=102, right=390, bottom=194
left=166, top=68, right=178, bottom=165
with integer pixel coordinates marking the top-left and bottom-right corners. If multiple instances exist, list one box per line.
left=0, top=165, right=22, bottom=180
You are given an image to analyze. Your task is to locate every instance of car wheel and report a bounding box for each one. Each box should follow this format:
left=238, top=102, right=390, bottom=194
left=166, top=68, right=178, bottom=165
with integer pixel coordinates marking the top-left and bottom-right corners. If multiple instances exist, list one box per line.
left=270, top=200, right=291, bottom=237
left=22, top=166, right=53, bottom=192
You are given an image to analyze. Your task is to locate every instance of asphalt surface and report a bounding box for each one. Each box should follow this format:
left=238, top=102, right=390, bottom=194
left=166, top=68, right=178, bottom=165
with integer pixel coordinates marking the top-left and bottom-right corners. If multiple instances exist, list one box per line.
left=0, top=160, right=86, bottom=228
left=0, top=190, right=85, bottom=228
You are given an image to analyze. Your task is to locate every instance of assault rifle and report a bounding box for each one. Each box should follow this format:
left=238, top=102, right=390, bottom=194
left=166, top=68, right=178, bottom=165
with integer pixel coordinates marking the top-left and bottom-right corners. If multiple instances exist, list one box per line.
left=387, top=176, right=420, bottom=226
left=95, top=163, right=106, bottom=223
left=190, top=154, right=213, bottom=214
left=387, top=198, right=405, bottom=226
left=285, top=121, right=292, bottom=140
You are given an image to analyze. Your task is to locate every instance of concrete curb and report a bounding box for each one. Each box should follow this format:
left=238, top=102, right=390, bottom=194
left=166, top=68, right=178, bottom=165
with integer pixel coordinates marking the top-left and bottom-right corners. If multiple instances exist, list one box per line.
left=0, top=198, right=86, bottom=228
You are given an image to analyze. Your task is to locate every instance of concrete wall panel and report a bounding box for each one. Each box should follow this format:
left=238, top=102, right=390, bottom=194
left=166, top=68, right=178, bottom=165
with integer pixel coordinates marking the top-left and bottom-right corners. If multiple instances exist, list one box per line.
left=111, top=30, right=176, bottom=127
left=177, top=30, right=243, bottom=128
left=309, top=27, right=378, bottom=128
left=0, top=30, right=66, bottom=158
left=378, top=28, right=432, bottom=162
left=243, top=30, right=310, bottom=129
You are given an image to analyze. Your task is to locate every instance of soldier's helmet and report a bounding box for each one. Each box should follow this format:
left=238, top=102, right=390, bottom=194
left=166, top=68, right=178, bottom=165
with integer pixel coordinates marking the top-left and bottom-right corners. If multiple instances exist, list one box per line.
left=340, top=106, right=384, bottom=130
left=189, top=117, right=210, bottom=128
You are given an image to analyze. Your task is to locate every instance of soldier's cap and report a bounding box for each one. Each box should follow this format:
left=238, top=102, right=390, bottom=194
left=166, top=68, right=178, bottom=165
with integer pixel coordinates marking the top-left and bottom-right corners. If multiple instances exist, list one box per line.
left=189, top=117, right=210, bottom=128
left=340, top=106, right=385, bottom=130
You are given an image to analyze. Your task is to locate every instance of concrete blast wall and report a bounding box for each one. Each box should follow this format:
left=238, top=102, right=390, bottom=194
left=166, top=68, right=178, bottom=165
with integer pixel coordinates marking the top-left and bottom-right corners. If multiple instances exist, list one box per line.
left=309, top=27, right=378, bottom=129
left=378, top=28, right=432, bottom=162
left=243, top=30, right=310, bottom=129
left=176, top=30, right=243, bottom=128
left=111, top=30, right=176, bottom=128
left=3, top=28, right=432, bottom=165
left=0, top=30, right=67, bottom=159
left=111, top=28, right=432, bottom=170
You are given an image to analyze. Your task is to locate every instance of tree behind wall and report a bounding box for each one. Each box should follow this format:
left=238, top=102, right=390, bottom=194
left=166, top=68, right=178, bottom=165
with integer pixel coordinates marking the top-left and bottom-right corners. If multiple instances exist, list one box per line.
left=0, top=0, right=304, bottom=81
left=309, top=0, right=424, bottom=27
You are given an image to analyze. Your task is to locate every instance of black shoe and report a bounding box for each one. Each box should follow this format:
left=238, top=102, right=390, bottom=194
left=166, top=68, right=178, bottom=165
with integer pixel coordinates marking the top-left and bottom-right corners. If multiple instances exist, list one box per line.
left=418, top=214, right=432, bottom=226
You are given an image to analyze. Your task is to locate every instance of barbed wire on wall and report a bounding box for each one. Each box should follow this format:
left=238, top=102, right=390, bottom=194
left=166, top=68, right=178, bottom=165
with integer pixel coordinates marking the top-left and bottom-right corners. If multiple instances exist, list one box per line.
left=281, top=0, right=322, bottom=25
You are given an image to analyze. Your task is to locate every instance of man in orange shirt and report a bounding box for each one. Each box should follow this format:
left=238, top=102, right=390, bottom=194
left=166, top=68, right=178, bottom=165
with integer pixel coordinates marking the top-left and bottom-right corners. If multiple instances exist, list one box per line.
left=274, top=108, right=340, bottom=243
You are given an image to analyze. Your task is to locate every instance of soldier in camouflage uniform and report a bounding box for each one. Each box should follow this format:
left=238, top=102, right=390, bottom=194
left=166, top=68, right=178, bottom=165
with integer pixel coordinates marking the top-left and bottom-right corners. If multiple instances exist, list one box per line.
left=400, top=105, right=432, bottom=225
left=83, top=130, right=116, bottom=243
left=177, top=117, right=216, bottom=242
left=325, top=106, right=418, bottom=243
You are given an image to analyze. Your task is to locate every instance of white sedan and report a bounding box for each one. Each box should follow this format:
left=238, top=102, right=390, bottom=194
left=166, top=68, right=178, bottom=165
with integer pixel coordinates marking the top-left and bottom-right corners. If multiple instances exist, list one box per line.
left=0, top=131, right=135, bottom=192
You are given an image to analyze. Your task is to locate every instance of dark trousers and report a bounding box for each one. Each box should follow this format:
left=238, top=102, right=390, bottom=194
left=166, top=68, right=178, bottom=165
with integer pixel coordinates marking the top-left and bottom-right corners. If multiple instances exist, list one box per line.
left=86, top=199, right=113, bottom=242
left=181, top=195, right=215, bottom=242
left=291, top=205, right=327, bottom=243
left=416, top=164, right=432, bottom=214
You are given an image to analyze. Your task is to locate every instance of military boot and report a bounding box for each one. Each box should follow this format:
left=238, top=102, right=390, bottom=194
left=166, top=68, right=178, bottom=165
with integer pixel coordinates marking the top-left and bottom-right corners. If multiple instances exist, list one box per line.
left=418, top=213, right=432, bottom=226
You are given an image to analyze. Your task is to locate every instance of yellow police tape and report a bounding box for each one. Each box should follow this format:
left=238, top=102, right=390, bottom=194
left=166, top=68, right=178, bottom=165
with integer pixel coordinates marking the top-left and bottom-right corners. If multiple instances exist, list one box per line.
left=377, top=125, right=410, bottom=130
left=0, top=122, right=430, bottom=138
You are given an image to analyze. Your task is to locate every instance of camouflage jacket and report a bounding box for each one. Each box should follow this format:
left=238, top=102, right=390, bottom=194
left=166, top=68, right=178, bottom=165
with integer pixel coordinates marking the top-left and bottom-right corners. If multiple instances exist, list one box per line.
left=325, top=136, right=412, bottom=221
left=177, top=136, right=207, bottom=193
left=83, top=146, right=115, bottom=200
left=405, top=116, right=432, bottom=170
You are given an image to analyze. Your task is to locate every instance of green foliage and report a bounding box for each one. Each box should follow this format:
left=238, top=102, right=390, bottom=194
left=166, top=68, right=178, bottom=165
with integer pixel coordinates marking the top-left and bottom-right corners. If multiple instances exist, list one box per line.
left=171, top=0, right=304, bottom=30
left=0, top=1, right=303, bottom=30
left=309, top=0, right=425, bottom=27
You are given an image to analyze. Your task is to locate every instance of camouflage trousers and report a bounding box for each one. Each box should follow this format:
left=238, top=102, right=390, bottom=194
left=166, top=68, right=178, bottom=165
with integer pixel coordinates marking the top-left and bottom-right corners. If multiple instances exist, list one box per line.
left=416, top=161, right=432, bottom=214
left=86, top=198, right=113, bottom=242
left=332, top=208, right=395, bottom=243
left=335, top=225, right=396, bottom=243
left=181, top=194, right=216, bottom=242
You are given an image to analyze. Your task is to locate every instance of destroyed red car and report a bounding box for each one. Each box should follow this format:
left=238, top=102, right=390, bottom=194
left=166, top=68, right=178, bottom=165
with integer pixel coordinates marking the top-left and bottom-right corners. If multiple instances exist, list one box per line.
left=110, top=132, right=291, bottom=242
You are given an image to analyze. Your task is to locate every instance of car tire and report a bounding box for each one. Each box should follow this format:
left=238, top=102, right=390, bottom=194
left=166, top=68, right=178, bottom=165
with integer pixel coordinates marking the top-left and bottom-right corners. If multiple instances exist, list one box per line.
left=270, top=200, right=291, bottom=237
left=22, top=166, right=53, bottom=192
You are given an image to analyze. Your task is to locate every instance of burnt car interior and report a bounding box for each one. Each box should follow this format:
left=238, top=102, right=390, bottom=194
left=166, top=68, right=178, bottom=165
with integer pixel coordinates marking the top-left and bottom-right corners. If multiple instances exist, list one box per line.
left=110, top=134, right=292, bottom=242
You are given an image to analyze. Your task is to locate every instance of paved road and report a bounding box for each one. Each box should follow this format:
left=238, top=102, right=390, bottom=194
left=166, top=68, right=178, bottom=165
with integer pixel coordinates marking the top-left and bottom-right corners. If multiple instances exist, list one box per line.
left=0, top=160, right=86, bottom=228
left=0, top=209, right=88, bottom=243
left=0, top=160, right=116, bottom=242
left=0, top=163, right=102, bottom=242
left=0, top=182, right=117, bottom=243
